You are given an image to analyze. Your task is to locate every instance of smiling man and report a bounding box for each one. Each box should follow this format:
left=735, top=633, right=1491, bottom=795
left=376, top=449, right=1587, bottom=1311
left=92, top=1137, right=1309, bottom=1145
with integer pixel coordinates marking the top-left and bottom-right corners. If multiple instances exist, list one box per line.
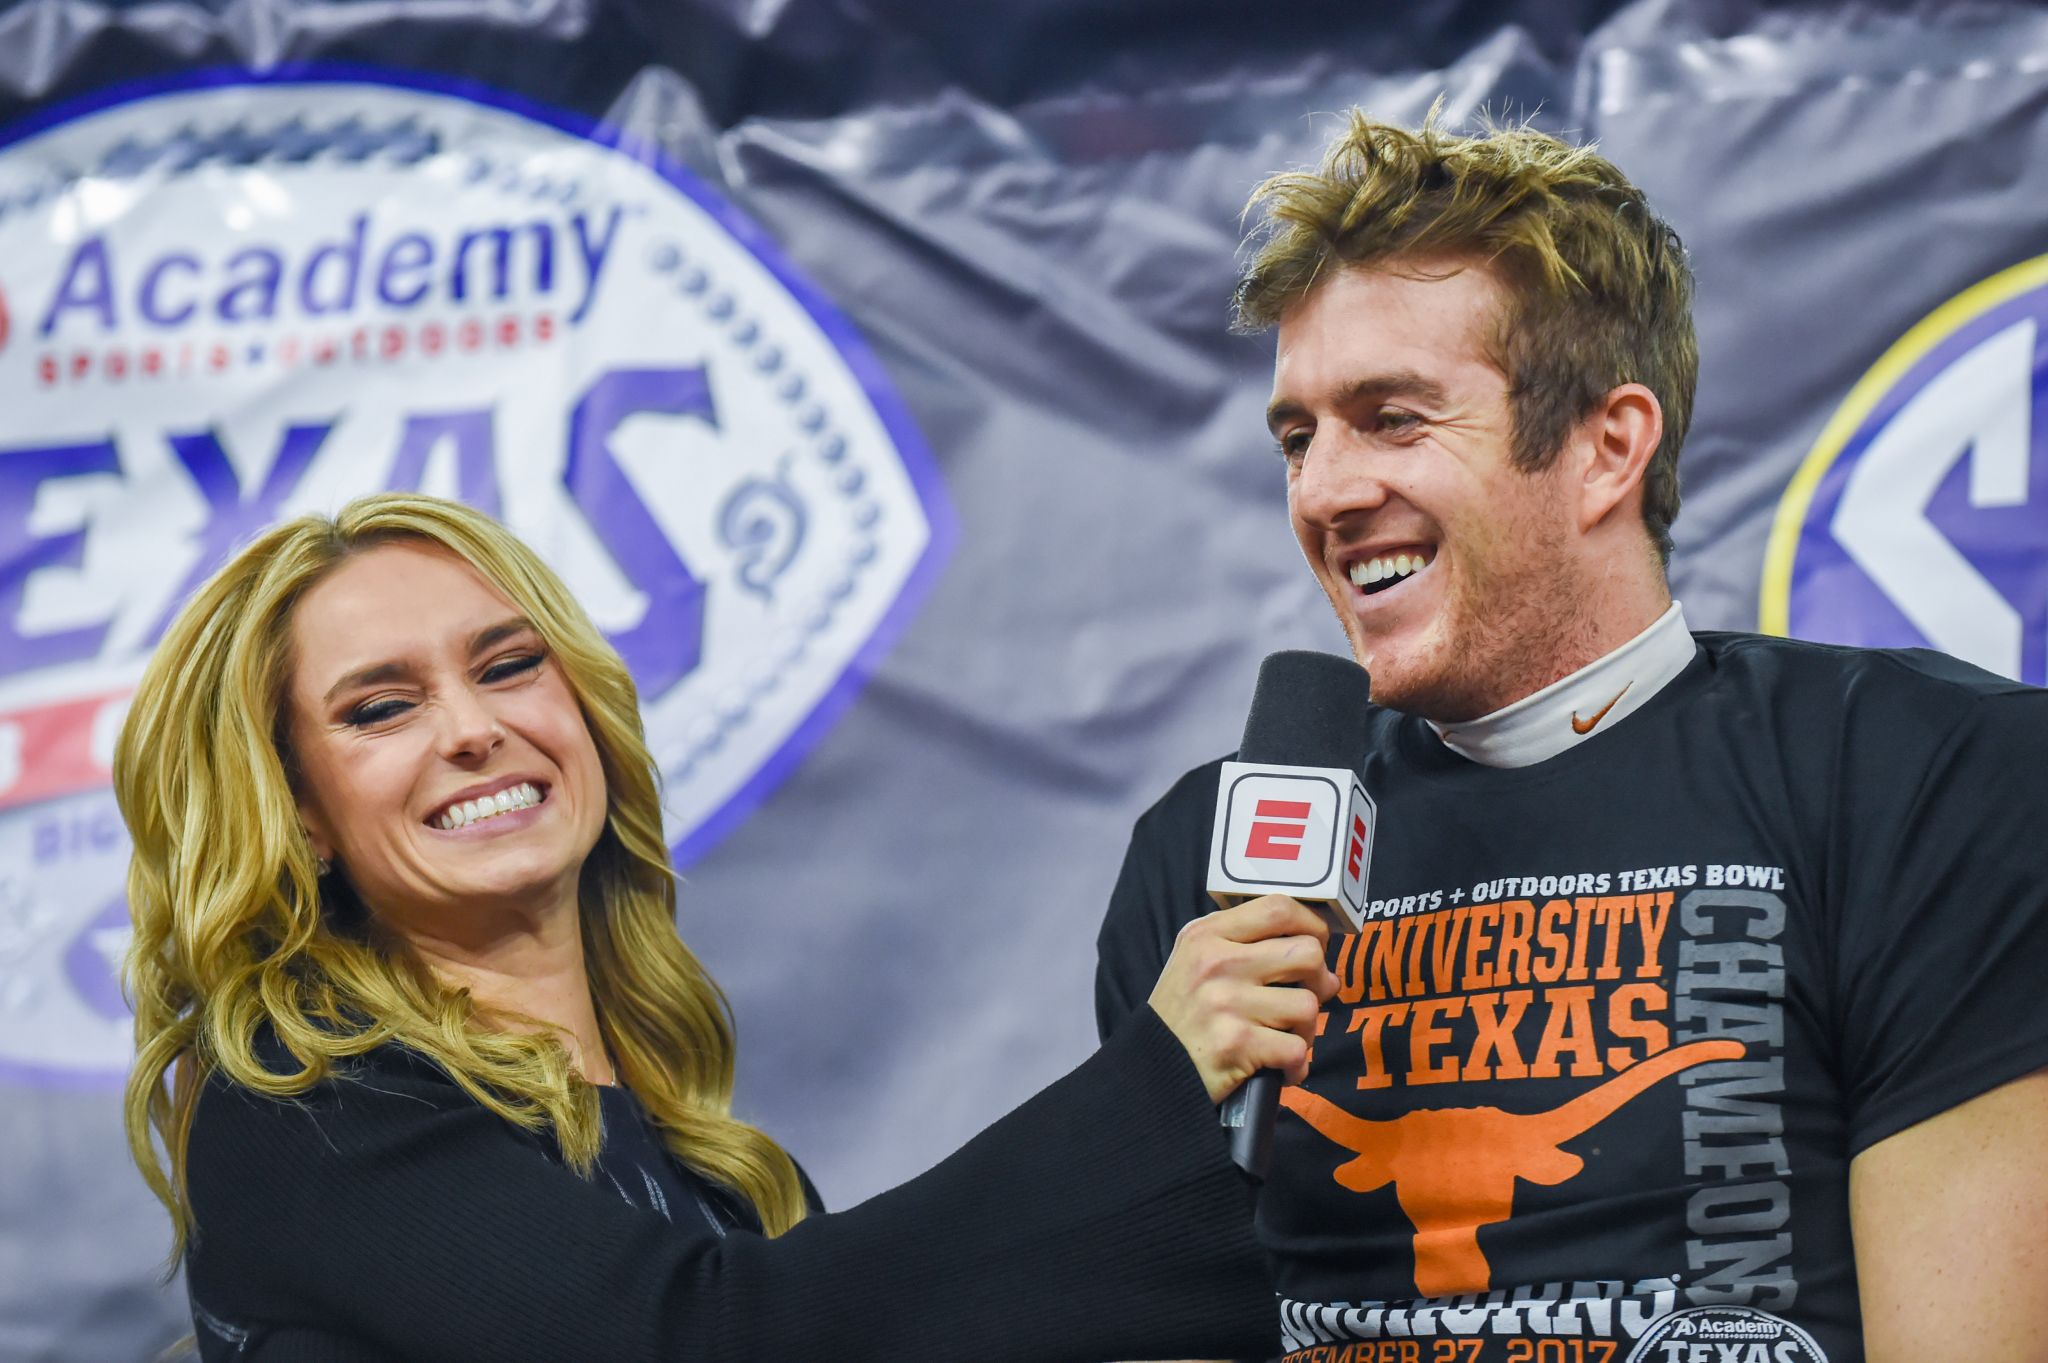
left=1095, top=113, right=2048, bottom=1363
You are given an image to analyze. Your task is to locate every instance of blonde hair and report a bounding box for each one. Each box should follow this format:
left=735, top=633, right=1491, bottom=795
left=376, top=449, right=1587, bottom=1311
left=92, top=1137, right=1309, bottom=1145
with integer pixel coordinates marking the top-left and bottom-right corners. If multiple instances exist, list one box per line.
left=117, top=492, right=808, bottom=1255
left=1236, top=107, right=1698, bottom=562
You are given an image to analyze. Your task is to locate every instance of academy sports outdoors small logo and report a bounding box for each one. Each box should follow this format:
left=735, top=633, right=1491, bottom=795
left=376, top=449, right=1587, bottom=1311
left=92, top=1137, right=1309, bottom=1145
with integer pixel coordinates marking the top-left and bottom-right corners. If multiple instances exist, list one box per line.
left=0, top=68, right=952, bottom=1084
left=1624, top=1307, right=1827, bottom=1363
left=1762, top=253, right=2048, bottom=682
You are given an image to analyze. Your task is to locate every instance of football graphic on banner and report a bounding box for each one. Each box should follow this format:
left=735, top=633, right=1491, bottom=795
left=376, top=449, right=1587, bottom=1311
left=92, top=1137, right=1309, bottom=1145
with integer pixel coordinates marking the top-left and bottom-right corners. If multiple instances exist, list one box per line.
left=0, top=70, right=950, bottom=1083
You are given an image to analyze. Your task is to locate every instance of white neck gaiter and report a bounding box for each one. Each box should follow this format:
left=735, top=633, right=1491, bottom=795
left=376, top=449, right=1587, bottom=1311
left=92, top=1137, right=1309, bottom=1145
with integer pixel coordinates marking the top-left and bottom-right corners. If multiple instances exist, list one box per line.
left=1428, top=601, right=1695, bottom=769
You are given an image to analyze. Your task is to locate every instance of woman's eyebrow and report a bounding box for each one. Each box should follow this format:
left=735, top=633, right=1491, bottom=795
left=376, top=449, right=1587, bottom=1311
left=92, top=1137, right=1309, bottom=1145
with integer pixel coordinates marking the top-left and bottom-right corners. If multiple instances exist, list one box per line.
left=321, top=619, right=536, bottom=703
left=467, top=617, right=537, bottom=655
left=323, top=659, right=417, bottom=704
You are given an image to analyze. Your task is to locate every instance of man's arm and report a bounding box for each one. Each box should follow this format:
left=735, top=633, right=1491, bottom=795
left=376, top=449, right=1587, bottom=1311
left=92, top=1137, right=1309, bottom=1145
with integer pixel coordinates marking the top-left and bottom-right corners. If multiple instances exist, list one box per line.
left=1849, top=1067, right=2048, bottom=1362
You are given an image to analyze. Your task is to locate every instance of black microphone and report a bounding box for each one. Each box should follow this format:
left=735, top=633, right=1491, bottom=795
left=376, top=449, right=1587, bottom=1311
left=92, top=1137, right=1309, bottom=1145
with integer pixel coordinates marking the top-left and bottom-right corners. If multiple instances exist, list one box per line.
left=1205, top=650, right=1375, bottom=1179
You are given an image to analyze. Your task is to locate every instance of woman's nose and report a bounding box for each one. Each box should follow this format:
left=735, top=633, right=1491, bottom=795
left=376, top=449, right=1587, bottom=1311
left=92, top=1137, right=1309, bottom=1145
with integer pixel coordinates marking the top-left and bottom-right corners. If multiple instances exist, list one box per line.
left=436, top=687, right=505, bottom=762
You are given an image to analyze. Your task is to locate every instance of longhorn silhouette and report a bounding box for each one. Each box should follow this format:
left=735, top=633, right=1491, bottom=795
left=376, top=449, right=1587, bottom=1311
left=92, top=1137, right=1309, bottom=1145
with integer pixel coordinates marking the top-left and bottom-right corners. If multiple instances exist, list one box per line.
left=1281, top=1038, right=1745, bottom=1296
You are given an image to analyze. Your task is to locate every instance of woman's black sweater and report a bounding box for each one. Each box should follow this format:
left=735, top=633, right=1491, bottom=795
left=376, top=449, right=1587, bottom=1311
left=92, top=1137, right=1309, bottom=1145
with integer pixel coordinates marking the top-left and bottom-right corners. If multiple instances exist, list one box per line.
left=180, top=1005, right=1276, bottom=1362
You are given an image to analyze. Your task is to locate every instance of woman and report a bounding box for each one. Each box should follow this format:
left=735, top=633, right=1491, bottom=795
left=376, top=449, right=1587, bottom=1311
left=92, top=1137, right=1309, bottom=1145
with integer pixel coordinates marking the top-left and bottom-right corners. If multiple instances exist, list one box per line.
left=118, top=493, right=1333, bottom=1362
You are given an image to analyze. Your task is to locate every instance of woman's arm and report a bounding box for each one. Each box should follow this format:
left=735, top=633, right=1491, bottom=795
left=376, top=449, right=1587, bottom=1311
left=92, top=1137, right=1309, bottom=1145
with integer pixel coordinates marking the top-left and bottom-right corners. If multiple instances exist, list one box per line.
left=187, top=899, right=1330, bottom=1362
left=187, top=1004, right=1275, bottom=1363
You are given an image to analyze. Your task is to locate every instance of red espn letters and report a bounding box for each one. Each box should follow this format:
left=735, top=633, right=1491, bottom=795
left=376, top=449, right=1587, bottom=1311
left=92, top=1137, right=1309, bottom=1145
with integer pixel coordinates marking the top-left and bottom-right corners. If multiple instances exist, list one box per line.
left=1245, top=800, right=1312, bottom=860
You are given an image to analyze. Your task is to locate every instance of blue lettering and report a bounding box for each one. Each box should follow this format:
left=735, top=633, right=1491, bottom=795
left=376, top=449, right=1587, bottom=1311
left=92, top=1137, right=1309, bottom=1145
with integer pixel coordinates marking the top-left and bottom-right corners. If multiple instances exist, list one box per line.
left=217, top=247, right=284, bottom=323
left=377, top=232, right=435, bottom=308
left=138, top=252, right=201, bottom=327
left=33, top=816, right=61, bottom=864
left=562, top=367, right=713, bottom=698
left=37, top=237, right=117, bottom=336
left=452, top=223, right=553, bottom=305
left=148, top=423, right=332, bottom=641
left=0, top=438, right=122, bottom=672
left=299, top=214, right=369, bottom=316
left=34, top=208, right=619, bottom=338
left=568, top=207, right=623, bottom=325
left=387, top=410, right=503, bottom=518
left=31, top=805, right=125, bottom=863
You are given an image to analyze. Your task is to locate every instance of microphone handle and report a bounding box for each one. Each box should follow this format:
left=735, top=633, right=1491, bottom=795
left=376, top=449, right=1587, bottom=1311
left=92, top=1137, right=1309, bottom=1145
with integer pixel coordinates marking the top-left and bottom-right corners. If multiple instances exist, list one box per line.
left=1220, top=1067, right=1281, bottom=1179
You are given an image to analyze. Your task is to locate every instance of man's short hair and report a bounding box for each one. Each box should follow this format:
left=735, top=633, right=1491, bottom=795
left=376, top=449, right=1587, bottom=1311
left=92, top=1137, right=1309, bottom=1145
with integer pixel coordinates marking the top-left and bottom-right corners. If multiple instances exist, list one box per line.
left=1235, top=109, right=1698, bottom=563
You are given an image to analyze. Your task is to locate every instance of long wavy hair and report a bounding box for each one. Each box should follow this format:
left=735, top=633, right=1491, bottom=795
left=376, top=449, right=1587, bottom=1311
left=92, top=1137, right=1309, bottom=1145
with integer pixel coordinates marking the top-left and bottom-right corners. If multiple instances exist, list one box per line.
left=117, top=492, right=808, bottom=1254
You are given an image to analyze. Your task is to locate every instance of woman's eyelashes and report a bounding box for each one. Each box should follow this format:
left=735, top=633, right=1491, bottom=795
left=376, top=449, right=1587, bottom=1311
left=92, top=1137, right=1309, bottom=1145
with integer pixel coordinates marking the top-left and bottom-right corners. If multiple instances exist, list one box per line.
left=481, top=652, right=545, bottom=684
left=345, top=695, right=412, bottom=728
left=341, top=652, right=547, bottom=728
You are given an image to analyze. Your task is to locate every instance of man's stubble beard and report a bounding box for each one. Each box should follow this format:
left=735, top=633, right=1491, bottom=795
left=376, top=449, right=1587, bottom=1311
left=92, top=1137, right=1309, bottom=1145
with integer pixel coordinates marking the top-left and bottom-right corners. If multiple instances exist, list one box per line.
left=1341, top=517, right=1600, bottom=725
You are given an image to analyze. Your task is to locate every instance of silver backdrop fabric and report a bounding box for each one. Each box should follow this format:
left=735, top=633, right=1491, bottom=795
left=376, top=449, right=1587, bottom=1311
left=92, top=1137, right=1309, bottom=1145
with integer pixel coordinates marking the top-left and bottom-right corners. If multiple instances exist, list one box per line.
left=3, top=2, right=2046, bottom=1357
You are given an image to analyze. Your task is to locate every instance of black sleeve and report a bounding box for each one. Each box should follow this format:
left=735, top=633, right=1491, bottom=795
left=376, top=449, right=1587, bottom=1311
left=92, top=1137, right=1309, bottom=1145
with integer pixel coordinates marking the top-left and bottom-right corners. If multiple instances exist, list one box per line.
left=185, top=1004, right=1273, bottom=1363
left=1833, top=685, right=2048, bottom=1155
left=1096, top=760, right=1226, bottom=1042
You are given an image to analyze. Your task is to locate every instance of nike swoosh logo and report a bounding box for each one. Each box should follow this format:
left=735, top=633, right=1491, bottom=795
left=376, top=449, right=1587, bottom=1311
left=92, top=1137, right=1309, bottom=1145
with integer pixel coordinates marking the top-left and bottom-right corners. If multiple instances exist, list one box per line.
left=1570, top=681, right=1632, bottom=735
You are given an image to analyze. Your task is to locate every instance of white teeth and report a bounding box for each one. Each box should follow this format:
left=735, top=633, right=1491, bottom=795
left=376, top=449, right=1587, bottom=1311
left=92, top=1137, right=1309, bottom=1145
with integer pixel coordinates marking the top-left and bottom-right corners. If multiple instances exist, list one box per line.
left=435, top=783, right=542, bottom=831
left=1349, top=550, right=1434, bottom=590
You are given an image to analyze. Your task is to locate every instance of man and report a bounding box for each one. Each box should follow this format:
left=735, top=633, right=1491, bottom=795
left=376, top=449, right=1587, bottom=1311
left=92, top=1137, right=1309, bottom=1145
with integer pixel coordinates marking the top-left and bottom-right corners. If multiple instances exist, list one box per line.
left=1095, top=112, right=2048, bottom=1363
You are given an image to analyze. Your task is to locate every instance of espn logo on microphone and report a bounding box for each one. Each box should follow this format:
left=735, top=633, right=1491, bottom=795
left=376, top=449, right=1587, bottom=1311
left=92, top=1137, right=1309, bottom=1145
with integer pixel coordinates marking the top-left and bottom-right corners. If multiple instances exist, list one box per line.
left=1207, top=761, right=1375, bottom=931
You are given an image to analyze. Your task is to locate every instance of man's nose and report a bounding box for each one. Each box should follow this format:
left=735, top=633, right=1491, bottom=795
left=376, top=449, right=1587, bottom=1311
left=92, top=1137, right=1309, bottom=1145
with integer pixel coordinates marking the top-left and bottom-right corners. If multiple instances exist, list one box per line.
left=1290, top=438, right=1387, bottom=531
left=437, top=686, right=506, bottom=762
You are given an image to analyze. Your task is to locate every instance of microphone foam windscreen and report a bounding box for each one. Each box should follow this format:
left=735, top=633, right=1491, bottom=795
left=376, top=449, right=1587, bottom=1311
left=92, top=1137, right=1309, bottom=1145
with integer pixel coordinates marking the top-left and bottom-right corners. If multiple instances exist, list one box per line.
left=1237, top=650, right=1374, bottom=768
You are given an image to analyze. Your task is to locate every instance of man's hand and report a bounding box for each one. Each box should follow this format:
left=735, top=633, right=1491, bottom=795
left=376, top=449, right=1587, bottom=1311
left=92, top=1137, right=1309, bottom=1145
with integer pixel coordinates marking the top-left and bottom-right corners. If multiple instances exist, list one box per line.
left=1148, top=894, right=1338, bottom=1104
left=1850, top=1066, right=2048, bottom=1362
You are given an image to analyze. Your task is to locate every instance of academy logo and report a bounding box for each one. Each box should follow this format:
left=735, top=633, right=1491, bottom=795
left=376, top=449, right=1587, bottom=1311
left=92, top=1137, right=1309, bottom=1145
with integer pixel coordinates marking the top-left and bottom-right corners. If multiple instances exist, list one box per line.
left=0, top=69, right=952, bottom=1084
left=1623, top=1307, right=1826, bottom=1363
left=1762, top=253, right=2048, bottom=682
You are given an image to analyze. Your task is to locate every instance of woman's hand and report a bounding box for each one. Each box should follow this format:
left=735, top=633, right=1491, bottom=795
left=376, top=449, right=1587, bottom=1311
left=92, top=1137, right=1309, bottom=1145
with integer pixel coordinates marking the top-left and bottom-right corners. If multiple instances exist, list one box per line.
left=1147, top=895, right=1340, bottom=1103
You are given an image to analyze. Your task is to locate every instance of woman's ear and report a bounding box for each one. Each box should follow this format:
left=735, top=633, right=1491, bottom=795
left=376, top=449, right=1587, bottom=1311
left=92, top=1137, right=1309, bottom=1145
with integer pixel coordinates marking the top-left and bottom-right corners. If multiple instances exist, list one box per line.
left=299, top=800, right=335, bottom=868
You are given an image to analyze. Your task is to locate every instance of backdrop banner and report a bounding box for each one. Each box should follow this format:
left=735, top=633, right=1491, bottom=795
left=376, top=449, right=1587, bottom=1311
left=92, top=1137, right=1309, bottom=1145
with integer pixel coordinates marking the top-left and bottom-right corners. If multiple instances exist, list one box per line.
left=2, top=3, right=2044, bottom=1357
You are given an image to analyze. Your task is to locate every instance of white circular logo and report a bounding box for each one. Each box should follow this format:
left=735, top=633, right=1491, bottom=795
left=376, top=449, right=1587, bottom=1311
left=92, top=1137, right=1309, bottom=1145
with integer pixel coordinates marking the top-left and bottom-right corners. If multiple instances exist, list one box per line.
left=0, top=71, right=951, bottom=1082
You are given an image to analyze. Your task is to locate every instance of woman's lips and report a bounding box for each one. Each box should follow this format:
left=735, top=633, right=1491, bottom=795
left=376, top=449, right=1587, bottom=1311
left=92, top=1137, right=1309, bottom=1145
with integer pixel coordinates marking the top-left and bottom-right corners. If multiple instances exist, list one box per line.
left=427, top=781, right=548, bottom=832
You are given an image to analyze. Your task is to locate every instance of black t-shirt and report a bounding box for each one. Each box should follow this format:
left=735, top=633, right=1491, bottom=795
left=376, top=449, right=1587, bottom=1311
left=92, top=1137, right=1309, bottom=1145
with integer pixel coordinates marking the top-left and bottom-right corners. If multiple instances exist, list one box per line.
left=1097, top=632, right=2048, bottom=1363
left=180, top=1005, right=1276, bottom=1362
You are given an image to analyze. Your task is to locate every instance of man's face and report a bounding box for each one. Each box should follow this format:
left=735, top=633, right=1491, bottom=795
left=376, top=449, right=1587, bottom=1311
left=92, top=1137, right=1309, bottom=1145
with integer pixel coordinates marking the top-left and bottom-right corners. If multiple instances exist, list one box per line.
left=1268, top=257, right=1589, bottom=722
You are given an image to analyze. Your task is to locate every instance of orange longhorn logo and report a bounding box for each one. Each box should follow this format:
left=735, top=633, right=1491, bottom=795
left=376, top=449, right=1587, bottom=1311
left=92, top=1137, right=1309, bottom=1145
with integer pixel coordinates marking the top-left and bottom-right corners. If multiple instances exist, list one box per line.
left=1281, top=1038, right=1745, bottom=1296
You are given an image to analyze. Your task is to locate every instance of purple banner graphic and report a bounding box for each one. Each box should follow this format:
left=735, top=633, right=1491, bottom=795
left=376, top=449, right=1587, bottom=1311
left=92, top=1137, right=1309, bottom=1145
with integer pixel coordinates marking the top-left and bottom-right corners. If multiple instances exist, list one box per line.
left=0, top=68, right=952, bottom=1086
left=1764, top=255, right=2048, bottom=684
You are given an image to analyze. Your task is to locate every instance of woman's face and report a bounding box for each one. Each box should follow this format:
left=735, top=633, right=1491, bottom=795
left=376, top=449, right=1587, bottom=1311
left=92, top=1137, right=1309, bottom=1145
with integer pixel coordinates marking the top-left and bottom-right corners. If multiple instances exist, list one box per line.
left=284, top=540, right=609, bottom=934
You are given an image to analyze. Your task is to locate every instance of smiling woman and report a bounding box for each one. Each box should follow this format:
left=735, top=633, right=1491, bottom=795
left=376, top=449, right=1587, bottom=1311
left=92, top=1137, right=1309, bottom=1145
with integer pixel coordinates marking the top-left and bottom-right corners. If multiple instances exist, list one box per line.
left=114, top=492, right=1330, bottom=1363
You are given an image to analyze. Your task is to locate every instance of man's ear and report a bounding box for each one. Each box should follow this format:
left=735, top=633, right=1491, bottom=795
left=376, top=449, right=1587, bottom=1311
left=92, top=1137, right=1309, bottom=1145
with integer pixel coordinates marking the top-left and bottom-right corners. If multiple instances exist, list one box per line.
left=1575, top=383, right=1663, bottom=534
